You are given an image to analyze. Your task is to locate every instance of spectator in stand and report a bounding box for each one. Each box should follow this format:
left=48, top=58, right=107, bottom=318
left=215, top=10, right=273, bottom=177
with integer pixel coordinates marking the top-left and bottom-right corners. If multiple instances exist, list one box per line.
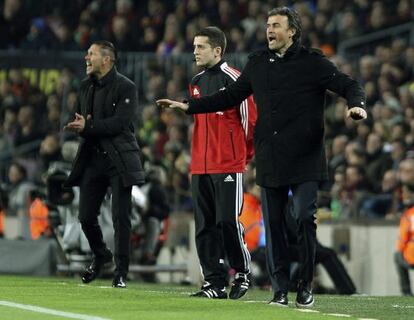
left=367, top=1, right=389, bottom=32
left=6, top=162, right=34, bottom=240
left=156, top=14, right=184, bottom=56
left=108, top=15, right=138, bottom=52
left=390, top=140, right=407, bottom=170
left=365, top=133, right=392, bottom=193
left=20, top=18, right=51, bottom=51
left=396, top=0, right=411, bottom=23
left=34, top=133, right=62, bottom=183
left=138, top=26, right=159, bottom=52
left=360, top=169, right=399, bottom=218
left=339, top=165, right=370, bottom=219
left=14, top=105, right=44, bottom=148
left=398, top=158, right=414, bottom=188
left=49, top=22, right=80, bottom=51
left=0, top=0, right=29, bottom=49
left=328, top=135, right=349, bottom=180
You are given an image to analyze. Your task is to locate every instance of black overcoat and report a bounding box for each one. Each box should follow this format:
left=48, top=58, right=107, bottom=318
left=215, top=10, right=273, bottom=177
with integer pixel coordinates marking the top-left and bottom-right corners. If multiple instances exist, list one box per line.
left=187, top=43, right=365, bottom=188
left=65, top=67, right=145, bottom=187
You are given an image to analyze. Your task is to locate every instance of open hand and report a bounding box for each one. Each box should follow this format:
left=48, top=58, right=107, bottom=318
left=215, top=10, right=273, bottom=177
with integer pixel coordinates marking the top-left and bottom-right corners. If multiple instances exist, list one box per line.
left=63, top=113, right=88, bottom=133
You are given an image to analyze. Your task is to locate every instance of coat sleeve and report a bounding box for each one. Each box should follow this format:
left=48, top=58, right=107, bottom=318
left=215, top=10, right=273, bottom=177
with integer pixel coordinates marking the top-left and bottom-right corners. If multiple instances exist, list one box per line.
left=240, top=95, right=257, bottom=164
left=83, top=80, right=138, bottom=137
left=315, top=54, right=366, bottom=109
left=187, top=62, right=254, bottom=114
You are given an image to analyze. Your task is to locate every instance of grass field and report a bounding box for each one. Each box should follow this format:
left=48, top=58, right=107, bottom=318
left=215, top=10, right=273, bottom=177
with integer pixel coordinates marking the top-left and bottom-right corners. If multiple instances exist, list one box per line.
left=0, top=275, right=412, bottom=320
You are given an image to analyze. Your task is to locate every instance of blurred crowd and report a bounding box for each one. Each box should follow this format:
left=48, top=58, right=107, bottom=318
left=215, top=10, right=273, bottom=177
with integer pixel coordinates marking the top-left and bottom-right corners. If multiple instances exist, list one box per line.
left=0, top=0, right=414, bottom=241
left=0, top=0, right=412, bottom=53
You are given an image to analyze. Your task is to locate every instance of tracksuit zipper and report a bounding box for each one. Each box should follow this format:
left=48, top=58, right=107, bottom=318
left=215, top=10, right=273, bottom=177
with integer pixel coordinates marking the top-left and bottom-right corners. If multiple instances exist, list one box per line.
left=230, top=129, right=236, bottom=159
left=204, top=115, right=208, bottom=173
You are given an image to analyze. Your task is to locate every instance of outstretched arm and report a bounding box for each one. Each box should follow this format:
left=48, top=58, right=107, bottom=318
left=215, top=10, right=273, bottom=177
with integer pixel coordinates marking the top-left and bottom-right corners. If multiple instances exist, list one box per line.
left=156, top=99, right=189, bottom=111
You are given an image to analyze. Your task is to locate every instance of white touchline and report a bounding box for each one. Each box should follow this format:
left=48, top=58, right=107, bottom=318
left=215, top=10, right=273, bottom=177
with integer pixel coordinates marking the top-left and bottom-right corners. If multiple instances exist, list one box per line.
left=0, top=300, right=111, bottom=320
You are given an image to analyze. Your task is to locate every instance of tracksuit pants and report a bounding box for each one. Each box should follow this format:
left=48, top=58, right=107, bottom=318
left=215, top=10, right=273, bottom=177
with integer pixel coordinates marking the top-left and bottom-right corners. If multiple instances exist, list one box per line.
left=191, top=173, right=251, bottom=288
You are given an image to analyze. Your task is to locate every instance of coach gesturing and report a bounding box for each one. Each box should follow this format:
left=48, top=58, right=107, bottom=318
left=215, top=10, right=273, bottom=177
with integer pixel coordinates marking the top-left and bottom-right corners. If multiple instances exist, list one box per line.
left=157, top=7, right=366, bottom=308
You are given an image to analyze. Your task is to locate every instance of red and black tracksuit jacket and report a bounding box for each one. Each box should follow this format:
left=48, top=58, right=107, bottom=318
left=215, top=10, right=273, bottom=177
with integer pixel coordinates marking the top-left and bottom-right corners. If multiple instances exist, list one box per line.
left=189, top=60, right=256, bottom=174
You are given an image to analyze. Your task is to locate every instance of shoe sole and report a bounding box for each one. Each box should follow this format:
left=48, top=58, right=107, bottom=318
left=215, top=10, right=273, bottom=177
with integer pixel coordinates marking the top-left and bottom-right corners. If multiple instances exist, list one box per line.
left=295, top=300, right=314, bottom=308
left=269, top=302, right=288, bottom=307
left=229, top=289, right=248, bottom=300
left=190, top=293, right=227, bottom=299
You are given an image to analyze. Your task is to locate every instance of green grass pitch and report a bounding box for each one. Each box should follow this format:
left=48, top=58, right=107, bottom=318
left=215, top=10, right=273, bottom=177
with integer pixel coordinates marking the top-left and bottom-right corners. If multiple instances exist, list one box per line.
left=0, top=275, right=412, bottom=319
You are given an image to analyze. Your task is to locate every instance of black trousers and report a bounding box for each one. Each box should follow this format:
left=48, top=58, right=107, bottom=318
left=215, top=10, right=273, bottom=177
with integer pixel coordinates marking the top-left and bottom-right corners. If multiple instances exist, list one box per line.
left=261, top=181, right=318, bottom=293
left=191, top=173, right=250, bottom=288
left=289, top=243, right=356, bottom=294
left=78, top=150, right=132, bottom=277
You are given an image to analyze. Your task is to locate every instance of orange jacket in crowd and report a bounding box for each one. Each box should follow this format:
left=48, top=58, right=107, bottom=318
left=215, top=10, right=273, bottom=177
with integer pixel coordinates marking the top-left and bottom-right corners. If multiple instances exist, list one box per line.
left=0, top=209, right=4, bottom=237
left=396, top=206, right=414, bottom=265
left=29, top=198, right=50, bottom=240
left=239, top=192, right=262, bottom=252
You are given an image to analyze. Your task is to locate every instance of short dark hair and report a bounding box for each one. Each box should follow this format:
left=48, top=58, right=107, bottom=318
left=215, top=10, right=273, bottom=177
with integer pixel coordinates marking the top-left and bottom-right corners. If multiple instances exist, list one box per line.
left=268, top=7, right=302, bottom=44
left=92, top=40, right=117, bottom=62
left=194, top=26, right=227, bottom=56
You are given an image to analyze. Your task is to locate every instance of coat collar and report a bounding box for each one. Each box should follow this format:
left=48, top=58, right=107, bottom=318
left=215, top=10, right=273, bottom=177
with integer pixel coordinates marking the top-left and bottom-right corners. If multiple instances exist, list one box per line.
left=91, top=66, right=117, bottom=87
left=268, top=41, right=301, bottom=60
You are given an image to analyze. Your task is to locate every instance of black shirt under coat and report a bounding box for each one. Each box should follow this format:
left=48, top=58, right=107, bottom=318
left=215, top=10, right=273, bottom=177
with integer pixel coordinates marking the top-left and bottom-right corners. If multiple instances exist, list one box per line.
left=187, top=43, right=366, bottom=188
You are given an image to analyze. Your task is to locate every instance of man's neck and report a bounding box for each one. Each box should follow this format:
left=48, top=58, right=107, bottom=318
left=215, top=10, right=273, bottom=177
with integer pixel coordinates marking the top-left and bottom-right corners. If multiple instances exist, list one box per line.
left=96, top=66, right=112, bottom=80
left=205, top=58, right=221, bottom=69
left=276, top=40, right=294, bottom=56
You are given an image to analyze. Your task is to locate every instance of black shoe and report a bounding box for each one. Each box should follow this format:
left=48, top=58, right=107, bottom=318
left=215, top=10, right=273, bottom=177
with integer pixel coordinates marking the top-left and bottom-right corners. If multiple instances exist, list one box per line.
left=295, top=281, right=314, bottom=308
left=112, top=275, right=127, bottom=288
left=229, top=273, right=250, bottom=299
left=190, top=285, right=227, bottom=299
left=81, top=251, right=113, bottom=284
left=269, top=291, right=288, bottom=307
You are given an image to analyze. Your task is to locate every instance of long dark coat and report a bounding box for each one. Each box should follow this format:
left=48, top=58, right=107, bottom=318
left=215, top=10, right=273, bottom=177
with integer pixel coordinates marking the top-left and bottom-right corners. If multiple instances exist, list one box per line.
left=187, top=43, right=365, bottom=188
left=65, top=67, right=145, bottom=187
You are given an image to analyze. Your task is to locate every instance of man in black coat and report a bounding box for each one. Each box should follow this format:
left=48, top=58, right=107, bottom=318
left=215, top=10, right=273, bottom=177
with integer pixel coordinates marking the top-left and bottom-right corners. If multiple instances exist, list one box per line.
left=64, top=40, right=145, bottom=288
left=157, top=7, right=366, bottom=307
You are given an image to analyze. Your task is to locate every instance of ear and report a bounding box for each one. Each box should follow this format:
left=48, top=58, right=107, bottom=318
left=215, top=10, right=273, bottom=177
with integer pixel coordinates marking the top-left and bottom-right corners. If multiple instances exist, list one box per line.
left=288, top=28, right=296, bottom=39
left=214, top=46, right=222, bottom=57
left=103, top=55, right=112, bottom=65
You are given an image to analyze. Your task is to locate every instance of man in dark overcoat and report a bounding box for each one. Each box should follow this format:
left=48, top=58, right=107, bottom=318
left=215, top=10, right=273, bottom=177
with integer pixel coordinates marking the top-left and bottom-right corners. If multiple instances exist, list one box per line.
left=64, top=40, right=145, bottom=288
left=157, top=7, right=366, bottom=307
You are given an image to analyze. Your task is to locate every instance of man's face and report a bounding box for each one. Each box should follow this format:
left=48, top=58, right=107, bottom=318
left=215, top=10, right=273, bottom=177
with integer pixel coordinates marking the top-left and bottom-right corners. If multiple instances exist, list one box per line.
left=266, top=14, right=294, bottom=52
left=193, top=36, right=220, bottom=68
left=85, top=44, right=105, bottom=77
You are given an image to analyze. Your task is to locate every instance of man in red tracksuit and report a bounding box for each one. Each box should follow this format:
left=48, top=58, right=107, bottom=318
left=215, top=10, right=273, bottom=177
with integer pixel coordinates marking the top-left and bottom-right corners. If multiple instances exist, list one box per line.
left=188, top=26, right=257, bottom=299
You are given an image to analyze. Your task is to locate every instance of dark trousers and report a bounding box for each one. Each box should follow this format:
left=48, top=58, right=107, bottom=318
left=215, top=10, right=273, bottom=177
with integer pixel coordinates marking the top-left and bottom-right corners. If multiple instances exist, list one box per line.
left=78, top=151, right=132, bottom=277
left=261, top=181, right=318, bottom=293
left=289, top=243, right=356, bottom=294
left=394, top=251, right=414, bottom=295
left=191, top=173, right=250, bottom=288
